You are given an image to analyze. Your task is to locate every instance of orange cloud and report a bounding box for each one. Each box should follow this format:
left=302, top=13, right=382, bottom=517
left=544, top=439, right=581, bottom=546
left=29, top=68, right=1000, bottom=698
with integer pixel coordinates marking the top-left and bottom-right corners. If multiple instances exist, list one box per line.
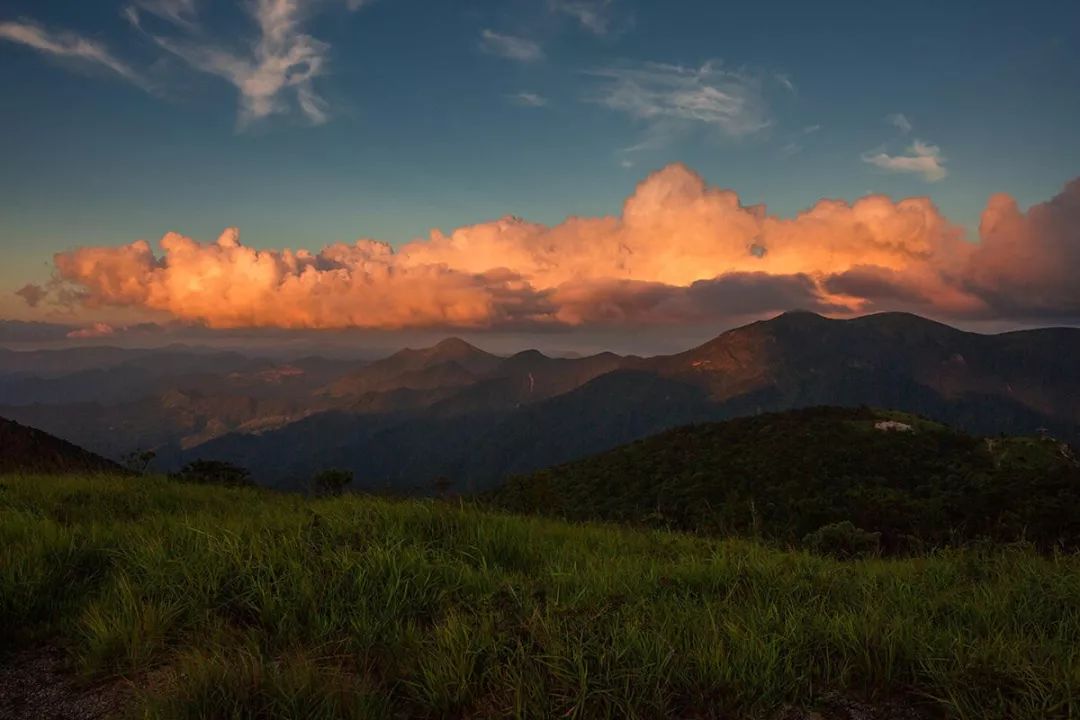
left=43, top=164, right=1080, bottom=329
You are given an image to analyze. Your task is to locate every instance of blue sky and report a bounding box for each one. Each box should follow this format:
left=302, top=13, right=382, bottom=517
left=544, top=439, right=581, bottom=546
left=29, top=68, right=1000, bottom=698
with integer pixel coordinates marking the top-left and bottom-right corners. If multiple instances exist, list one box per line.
left=1, top=0, right=1079, bottom=336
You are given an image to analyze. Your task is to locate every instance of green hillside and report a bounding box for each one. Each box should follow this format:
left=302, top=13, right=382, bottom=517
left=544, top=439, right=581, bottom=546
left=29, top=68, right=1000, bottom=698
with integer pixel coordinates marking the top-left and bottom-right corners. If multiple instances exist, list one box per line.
left=2, top=473, right=1080, bottom=718
left=490, top=406, right=1080, bottom=552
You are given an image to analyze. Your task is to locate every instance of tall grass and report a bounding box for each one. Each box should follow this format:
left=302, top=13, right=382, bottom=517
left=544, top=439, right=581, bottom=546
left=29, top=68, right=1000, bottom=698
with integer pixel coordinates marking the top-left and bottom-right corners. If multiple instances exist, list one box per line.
left=2, top=473, right=1079, bottom=718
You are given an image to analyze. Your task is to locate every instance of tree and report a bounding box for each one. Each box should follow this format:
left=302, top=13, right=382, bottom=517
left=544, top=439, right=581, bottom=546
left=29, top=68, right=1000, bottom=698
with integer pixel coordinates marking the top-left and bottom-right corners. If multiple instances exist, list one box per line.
left=433, top=475, right=454, bottom=499
left=173, top=460, right=253, bottom=487
left=313, top=469, right=352, bottom=496
left=803, top=521, right=881, bottom=559
left=122, top=449, right=156, bottom=474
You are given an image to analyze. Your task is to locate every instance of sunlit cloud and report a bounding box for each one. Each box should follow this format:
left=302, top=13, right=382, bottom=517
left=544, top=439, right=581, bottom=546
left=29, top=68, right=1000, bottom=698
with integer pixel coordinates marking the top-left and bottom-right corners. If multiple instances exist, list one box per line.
left=37, top=164, right=1080, bottom=330
left=862, top=139, right=947, bottom=182
left=66, top=322, right=116, bottom=339
left=479, top=29, right=543, bottom=62
left=0, top=20, right=146, bottom=88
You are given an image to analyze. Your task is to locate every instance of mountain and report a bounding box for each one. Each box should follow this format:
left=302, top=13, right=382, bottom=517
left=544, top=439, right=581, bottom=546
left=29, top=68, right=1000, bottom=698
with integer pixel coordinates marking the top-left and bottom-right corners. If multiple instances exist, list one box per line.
left=180, top=312, right=1080, bottom=490
left=0, top=417, right=127, bottom=474
left=3, top=311, right=1078, bottom=489
left=322, top=338, right=501, bottom=398
left=489, top=406, right=1080, bottom=551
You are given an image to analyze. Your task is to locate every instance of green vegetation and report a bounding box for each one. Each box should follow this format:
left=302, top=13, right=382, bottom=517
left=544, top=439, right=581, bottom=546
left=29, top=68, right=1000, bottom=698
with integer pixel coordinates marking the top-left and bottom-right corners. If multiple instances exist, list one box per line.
left=3, top=473, right=1080, bottom=718
left=491, top=407, right=1080, bottom=553
left=172, top=460, right=254, bottom=488
left=313, top=469, right=353, bottom=496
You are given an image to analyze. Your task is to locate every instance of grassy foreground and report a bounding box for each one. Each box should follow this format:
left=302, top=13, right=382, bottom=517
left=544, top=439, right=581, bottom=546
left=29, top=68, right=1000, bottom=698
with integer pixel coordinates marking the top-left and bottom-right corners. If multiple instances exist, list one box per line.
left=2, top=474, right=1079, bottom=719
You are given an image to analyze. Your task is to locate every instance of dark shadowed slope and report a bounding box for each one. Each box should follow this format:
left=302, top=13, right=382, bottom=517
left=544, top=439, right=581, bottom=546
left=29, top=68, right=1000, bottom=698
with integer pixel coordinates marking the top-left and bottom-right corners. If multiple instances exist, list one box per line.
left=0, top=417, right=127, bottom=474
left=490, top=406, right=1080, bottom=550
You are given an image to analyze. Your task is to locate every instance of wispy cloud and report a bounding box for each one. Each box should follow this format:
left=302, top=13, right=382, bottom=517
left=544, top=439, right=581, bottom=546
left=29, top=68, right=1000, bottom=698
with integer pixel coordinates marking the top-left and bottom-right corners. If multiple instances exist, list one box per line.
left=886, top=112, right=912, bottom=134
left=862, top=139, right=947, bottom=182
left=0, top=20, right=146, bottom=88
left=137, top=0, right=332, bottom=127
left=480, top=29, right=543, bottom=62
left=507, top=91, right=548, bottom=107
left=127, top=0, right=198, bottom=30
left=550, top=0, right=618, bottom=35
left=589, top=61, right=773, bottom=150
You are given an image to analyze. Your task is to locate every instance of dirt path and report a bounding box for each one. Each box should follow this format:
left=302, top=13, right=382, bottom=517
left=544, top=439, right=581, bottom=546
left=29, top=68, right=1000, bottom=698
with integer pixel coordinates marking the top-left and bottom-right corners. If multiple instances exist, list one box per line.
left=0, top=646, right=129, bottom=720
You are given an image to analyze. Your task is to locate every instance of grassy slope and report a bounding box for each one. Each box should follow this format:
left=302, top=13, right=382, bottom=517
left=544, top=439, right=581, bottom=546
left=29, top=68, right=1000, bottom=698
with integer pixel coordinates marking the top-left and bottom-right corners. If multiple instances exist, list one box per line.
left=490, top=406, right=1080, bottom=550
left=2, top=475, right=1079, bottom=718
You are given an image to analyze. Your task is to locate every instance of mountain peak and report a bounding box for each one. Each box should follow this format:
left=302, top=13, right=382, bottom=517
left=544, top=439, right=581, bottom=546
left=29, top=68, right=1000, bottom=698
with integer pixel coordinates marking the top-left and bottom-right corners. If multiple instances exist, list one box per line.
left=432, top=337, right=484, bottom=354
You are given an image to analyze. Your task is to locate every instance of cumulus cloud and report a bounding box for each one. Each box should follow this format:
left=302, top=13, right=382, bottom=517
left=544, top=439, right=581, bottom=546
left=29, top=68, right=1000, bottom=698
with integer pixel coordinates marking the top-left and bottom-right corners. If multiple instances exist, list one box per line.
left=590, top=61, right=773, bottom=150
left=135, top=0, right=332, bottom=126
left=42, top=164, right=1080, bottom=330
left=479, top=30, right=543, bottom=62
left=0, top=20, right=146, bottom=87
left=862, top=139, right=947, bottom=182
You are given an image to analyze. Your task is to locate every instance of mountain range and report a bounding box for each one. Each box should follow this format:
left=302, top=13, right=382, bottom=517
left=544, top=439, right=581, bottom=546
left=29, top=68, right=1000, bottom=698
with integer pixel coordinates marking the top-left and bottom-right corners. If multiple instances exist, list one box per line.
left=2, top=311, right=1078, bottom=490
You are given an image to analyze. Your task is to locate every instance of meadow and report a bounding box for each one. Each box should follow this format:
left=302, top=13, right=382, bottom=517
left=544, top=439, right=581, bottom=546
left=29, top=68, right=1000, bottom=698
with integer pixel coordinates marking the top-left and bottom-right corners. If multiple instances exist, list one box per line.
left=2, top=473, right=1079, bottom=719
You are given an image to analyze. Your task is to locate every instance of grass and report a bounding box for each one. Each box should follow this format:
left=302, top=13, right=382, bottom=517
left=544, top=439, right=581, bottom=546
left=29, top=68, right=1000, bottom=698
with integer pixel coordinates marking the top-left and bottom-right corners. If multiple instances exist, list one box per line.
left=2, top=473, right=1079, bottom=719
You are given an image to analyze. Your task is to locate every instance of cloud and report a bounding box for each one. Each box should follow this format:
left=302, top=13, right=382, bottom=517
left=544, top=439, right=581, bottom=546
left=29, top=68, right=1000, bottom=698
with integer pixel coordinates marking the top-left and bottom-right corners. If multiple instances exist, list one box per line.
left=0, top=20, right=146, bottom=87
left=127, top=0, right=198, bottom=30
left=479, top=29, right=543, bottom=62
left=590, top=61, right=773, bottom=148
left=507, top=91, right=548, bottom=107
left=66, top=322, right=117, bottom=339
left=862, top=140, right=947, bottom=182
left=550, top=0, right=618, bottom=35
left=139, top=0, right=332, bottom=126
left=887, top=113, right=912, bottom=134
left=15, top=283, right=47, bottom=308
left=44, top=164, right=1080, bottom=330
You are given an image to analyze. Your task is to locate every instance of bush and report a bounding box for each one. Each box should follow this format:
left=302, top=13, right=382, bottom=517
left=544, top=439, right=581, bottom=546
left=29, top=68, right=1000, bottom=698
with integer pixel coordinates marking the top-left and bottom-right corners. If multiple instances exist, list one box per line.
left=313, top=469, right=352, bottom=496
left=803, top=521, right=881, bottom=559
left=172, top=460, right=253, bottom=487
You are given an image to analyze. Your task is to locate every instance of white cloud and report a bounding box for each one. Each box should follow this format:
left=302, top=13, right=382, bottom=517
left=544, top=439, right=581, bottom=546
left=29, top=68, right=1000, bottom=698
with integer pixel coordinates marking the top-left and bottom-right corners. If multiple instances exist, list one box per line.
left=590, top=61, right=773, bottom=146
left=128, top=0, right=198, bottom=30
left=480, top=29, right=543, bottom=62
left=0, top=20, right=146, bottom=87
left=507, top=91, right=548, bottom=107
left=550, top=0, right=617, bottom=35
left=774, top=72, right=795, bottom=93
left=862, top=139, right=947, bottom=182
left=887, top=112, right=912, bottom=134
left=144, top=0, right=331, bottom=127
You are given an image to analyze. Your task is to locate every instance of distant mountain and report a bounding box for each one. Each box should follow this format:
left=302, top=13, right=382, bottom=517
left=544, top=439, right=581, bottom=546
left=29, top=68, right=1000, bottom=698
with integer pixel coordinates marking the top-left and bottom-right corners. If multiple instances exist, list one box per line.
left=322, top=338, right=501, bottom=398
left=3, top=312, right=1078, bottom=489
left=489, top=406, right=1080, bottom=551
left=0, top=417, right=127, bottom=474
left=182, top=312, right=1080, bottom=490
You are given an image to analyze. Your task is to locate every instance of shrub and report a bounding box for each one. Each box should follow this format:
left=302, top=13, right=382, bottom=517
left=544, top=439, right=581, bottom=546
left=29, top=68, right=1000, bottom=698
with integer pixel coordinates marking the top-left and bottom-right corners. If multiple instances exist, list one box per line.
left=803, top=521, right=881, bottom=559
left=172, top=460, right=253, bottom=487
left=313, top=469, right=353, bottom=496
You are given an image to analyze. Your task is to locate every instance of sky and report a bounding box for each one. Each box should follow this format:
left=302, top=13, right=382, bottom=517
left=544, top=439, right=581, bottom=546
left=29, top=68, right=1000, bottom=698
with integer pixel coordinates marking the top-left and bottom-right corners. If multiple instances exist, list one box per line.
left=1, top=0, right=1078, bottom=352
